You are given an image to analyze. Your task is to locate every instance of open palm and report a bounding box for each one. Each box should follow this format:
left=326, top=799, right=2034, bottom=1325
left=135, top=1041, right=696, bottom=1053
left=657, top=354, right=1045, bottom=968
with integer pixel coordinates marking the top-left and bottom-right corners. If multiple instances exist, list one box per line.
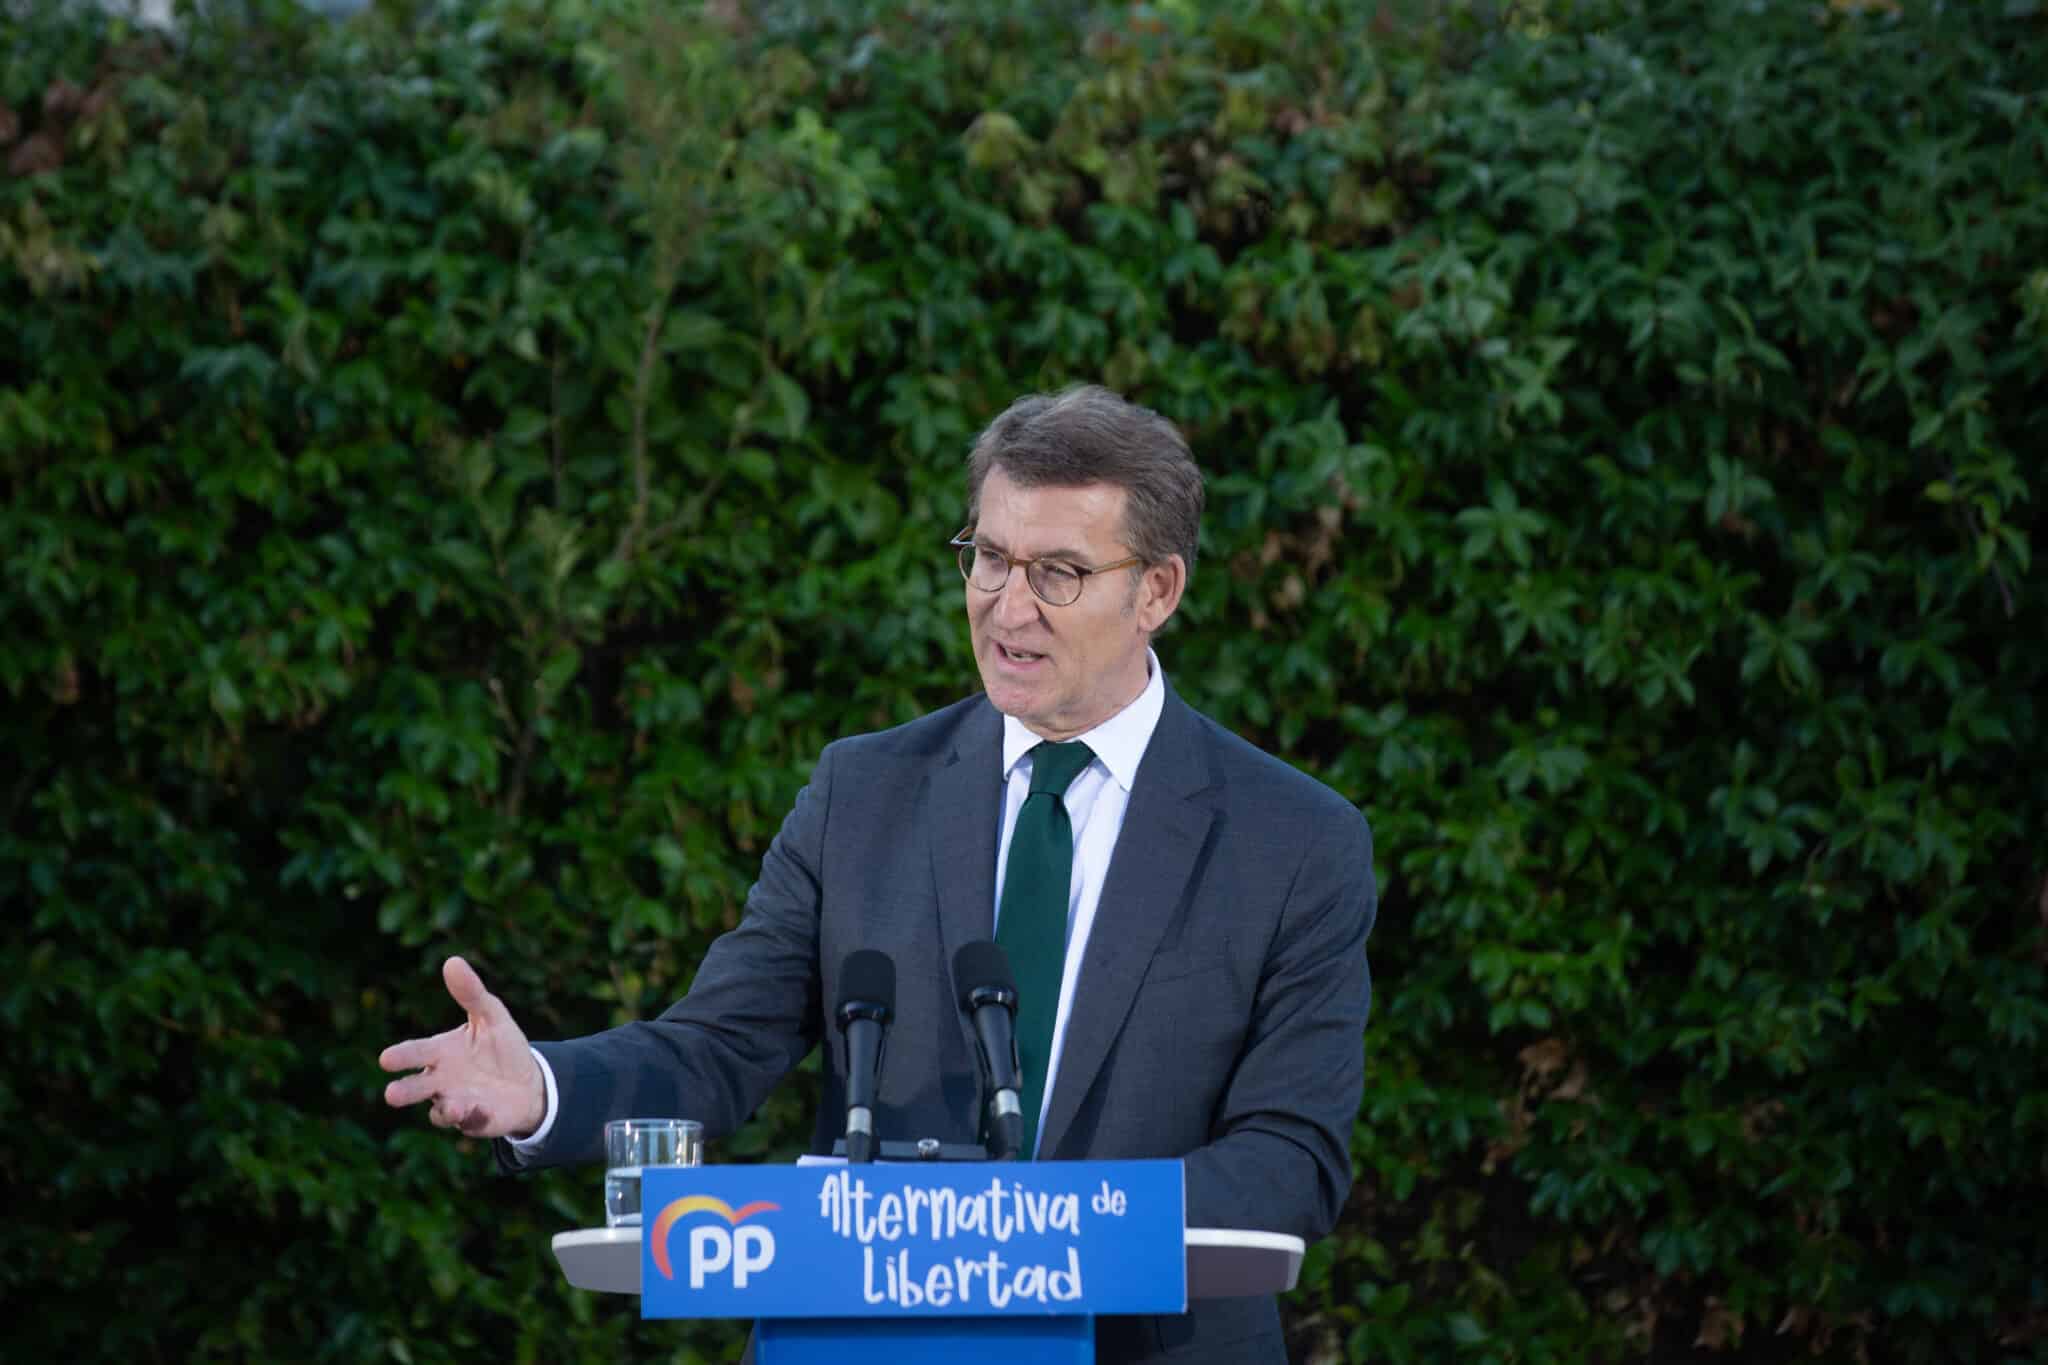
left=379, top=956, right=546, bottom=1138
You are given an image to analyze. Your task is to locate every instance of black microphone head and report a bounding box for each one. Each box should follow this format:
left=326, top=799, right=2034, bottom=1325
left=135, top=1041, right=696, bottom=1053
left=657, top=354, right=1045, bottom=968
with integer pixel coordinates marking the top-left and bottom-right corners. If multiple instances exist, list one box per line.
left=953, top=940, right=1016, bottom=1008
left=837, top=949, right=896, bottom=1024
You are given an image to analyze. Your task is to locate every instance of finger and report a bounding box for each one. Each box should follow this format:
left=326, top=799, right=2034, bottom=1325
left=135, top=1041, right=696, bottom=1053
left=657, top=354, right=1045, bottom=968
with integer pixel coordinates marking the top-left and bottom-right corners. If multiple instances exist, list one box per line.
left=443, top=955, right=495, bottom=1018
left=379, top=1033, right=449, bottom=1073
left=384, top=1072, right=443, bottom=1109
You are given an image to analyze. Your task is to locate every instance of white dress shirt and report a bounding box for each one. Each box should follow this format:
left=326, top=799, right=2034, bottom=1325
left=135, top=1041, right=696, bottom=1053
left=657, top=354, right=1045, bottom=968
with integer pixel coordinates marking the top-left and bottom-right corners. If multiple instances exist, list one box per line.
left=512, top=651, right=1168, bottom=1156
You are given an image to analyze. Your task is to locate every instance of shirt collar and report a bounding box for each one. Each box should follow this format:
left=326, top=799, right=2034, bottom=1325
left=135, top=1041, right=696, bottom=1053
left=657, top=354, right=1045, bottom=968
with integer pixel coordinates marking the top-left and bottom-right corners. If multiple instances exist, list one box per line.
left=1001, top=649, right=1166, bottom=793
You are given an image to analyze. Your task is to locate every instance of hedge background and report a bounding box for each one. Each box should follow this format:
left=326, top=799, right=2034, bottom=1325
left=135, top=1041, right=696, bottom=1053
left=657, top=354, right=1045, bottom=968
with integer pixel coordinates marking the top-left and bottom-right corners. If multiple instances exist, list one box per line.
left=4, top=0, right=2045, bottom=1360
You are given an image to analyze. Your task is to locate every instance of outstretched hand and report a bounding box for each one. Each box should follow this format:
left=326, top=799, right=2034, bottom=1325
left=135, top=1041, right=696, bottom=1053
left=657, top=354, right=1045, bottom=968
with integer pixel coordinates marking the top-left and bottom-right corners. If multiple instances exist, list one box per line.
left=379, top=956, right=547, bottom=1139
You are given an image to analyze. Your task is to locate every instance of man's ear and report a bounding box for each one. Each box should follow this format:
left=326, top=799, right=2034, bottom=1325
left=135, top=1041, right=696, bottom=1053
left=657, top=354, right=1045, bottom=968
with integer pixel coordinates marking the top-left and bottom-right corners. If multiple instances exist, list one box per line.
left=1135, top=554, right=1187, bottom=633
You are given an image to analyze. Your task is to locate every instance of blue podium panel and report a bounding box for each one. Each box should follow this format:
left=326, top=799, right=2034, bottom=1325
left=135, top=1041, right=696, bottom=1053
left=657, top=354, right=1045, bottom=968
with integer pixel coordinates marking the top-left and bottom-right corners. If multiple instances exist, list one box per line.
left=639, top=1161, right=1185, bottom=1322
left=755, top=1314, right=1093, bottom=1365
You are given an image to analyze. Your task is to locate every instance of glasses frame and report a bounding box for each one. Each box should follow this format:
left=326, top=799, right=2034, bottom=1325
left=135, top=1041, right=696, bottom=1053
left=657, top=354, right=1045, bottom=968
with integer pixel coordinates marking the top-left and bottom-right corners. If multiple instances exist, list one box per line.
left=948, top=528, right=1146, bottom=607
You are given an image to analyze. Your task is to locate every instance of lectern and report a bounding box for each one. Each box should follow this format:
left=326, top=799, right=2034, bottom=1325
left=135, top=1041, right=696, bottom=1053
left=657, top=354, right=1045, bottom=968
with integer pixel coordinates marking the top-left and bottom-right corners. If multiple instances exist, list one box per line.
left=551, top=1160, right=1303, bottom=1365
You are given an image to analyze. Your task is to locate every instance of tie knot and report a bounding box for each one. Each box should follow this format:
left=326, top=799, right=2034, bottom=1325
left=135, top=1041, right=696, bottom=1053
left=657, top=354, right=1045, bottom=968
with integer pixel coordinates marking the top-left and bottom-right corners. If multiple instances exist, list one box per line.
left=1027, top=741, right=1094, bottom=797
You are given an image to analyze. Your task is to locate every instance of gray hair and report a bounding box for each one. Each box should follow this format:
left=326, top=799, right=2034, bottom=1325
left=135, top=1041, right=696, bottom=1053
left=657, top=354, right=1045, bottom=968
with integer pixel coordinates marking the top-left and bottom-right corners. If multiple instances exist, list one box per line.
left=965, top=385, right=1204, bottom=577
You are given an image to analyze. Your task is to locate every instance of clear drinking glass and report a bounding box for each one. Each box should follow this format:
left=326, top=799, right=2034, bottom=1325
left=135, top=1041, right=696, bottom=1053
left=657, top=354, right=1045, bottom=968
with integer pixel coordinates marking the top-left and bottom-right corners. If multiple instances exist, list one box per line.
left=603, top=1118, right=703, bottom=1228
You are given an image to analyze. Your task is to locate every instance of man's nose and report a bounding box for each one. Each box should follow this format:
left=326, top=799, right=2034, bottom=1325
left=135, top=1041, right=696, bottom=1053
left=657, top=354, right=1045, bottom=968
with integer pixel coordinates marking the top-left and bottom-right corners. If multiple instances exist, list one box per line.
left=992, top=568, right=1043, bottom=627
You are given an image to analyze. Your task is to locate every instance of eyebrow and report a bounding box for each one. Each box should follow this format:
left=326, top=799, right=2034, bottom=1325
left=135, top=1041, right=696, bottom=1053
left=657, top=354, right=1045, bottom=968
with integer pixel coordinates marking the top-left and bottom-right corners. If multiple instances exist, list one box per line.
left=974, top=533, right=1093, bottom=564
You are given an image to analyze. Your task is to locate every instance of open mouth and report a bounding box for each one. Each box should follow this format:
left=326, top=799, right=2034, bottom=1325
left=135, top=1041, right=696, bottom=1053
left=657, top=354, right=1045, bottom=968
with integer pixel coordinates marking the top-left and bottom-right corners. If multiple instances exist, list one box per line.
left=995, top=642, right=1048, bottom=666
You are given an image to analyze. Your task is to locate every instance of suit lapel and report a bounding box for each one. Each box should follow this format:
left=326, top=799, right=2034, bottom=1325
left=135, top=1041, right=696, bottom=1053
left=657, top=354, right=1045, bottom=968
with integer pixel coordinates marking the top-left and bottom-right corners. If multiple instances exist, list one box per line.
left=1038, top=689, right=1218, bottom=1158
left=928, top=698, right=1005, bottom=1007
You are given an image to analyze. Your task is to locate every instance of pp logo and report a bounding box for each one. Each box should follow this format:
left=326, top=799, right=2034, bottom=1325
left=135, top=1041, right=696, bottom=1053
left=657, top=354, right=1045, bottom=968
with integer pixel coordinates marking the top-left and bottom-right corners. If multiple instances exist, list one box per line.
left=649, top=1197, right=781, bottom=1288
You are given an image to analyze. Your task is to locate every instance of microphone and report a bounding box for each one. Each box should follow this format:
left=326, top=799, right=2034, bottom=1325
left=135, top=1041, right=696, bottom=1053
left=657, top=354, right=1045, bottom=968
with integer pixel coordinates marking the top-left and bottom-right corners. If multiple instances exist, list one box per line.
left=953, top=940, right=1024, bottom=1160
left=836, top=949, right=896, bottom=1164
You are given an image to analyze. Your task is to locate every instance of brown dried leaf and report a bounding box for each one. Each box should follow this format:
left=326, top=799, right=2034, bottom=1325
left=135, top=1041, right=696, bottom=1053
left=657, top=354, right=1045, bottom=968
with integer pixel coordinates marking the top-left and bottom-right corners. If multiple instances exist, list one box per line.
left=8, top=131, right=63, bottom=177
left=50, top=652, right=80, bottom=704
left=1741, top=1099, right=1785, bottom=1141
left=728, top=672, right=757, bottom=714
left=44, top=78, right=85, bottom=119
left=1776, top=1305, right=1814, bottom=1336
left=1518, top=1036, right=1569, bottom=1082
left=1696, top=1297, right=1743, bottom=1350
left=1482, top=1094, right=1530, bottom=1173
left=1995, top=1307, right=2048, bottom=1346
left=1623, top=1299, right=1658, bottom=1350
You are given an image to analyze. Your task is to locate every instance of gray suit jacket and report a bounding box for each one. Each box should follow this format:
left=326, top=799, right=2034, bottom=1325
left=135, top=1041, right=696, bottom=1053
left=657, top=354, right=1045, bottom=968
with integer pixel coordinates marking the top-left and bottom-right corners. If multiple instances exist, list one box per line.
left=507, top=685, right=1376, bottom=1363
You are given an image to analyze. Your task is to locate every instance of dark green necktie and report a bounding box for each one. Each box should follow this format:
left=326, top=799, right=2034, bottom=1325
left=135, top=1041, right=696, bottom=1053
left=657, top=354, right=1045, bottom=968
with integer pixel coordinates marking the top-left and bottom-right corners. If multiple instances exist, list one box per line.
left=997, top=740, right=1096, bottom=1159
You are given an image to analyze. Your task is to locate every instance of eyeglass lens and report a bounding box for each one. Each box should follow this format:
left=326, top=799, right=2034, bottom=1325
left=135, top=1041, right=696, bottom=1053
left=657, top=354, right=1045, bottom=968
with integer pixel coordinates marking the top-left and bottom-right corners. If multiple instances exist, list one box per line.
left=958, top=545, right=1084, bottom=605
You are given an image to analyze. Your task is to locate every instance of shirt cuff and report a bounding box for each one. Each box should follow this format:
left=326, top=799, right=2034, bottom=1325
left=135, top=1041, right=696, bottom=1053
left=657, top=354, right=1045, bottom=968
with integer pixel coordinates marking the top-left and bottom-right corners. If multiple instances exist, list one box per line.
left=507, top=1046, right=560, bottom=1153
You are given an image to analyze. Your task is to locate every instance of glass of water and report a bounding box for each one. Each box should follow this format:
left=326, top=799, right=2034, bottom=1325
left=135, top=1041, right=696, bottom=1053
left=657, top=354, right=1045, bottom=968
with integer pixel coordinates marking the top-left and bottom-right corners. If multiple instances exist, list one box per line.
left=604, top=1118, right=703, bottom=1228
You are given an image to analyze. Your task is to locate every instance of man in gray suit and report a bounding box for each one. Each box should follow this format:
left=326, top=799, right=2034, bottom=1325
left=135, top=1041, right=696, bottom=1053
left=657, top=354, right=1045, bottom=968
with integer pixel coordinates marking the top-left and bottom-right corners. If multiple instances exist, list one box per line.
left=380, top=385, right=1377, bottom=1362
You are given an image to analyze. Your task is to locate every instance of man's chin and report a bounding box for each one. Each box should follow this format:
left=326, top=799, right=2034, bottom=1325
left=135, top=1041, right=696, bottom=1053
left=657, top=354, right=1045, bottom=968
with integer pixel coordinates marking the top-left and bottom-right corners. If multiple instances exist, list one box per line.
left=977, top=673, right=1043, bottom=722
left=981, top=682, right=1033, bottom=717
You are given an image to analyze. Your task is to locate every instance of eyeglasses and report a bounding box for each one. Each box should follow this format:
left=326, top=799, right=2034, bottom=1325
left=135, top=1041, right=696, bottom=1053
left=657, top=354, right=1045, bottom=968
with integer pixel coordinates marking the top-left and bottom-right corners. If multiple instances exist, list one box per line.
left=949, top=528, right=1145, bottom=607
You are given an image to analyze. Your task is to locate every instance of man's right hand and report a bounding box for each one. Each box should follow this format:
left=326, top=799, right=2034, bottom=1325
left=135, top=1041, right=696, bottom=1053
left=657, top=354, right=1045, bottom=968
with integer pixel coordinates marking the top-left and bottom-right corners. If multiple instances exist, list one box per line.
left=379, top=956, right=547, bottom=1139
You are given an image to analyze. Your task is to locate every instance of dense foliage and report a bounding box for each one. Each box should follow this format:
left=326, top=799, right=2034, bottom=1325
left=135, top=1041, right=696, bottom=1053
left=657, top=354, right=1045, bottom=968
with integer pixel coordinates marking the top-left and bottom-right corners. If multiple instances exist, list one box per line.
left=4, top=0, right=2044, bottom=1360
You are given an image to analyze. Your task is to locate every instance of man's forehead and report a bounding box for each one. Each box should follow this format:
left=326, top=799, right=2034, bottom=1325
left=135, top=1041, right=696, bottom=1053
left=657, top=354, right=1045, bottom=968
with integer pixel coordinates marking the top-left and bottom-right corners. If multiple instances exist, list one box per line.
left=976, top=476, right=1128, bottom=551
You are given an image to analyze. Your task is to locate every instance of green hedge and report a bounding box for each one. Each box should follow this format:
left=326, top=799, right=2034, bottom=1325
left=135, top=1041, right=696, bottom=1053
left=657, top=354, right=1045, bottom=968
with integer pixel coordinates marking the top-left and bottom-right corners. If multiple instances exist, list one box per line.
left=4, top=0, right=2045, bottom=1360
